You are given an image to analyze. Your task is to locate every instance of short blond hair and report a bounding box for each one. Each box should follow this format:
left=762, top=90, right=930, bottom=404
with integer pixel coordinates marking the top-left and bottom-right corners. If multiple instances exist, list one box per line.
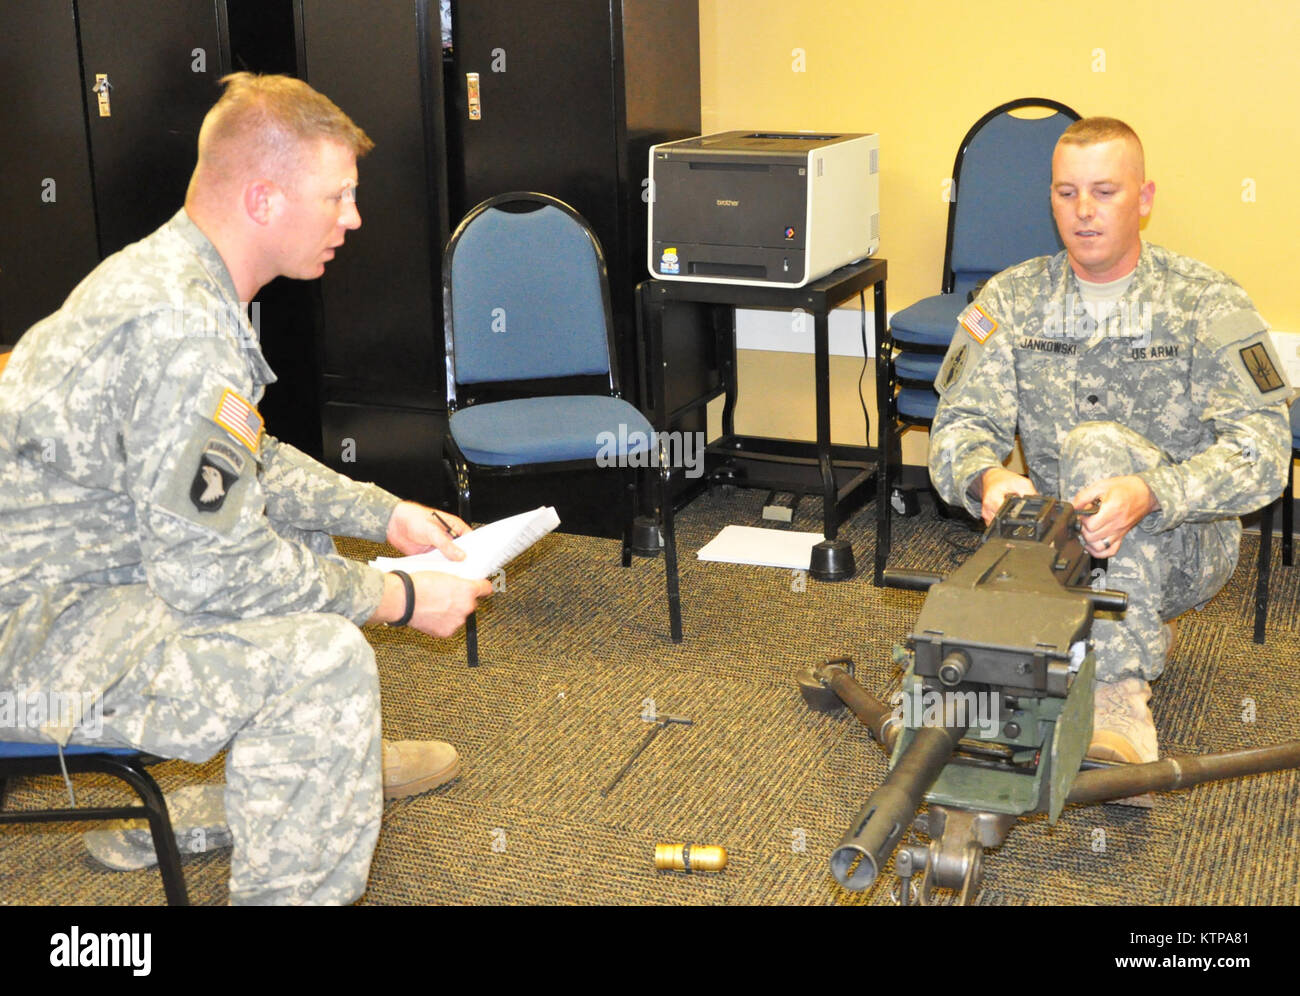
left=194, top=73, right=373, bottom=189
left=1057, top=116, right=1145, bottom=175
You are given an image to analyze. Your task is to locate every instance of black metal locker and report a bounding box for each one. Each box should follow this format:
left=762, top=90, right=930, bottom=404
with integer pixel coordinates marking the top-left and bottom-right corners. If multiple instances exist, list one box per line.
left=1, top=1, right=326, bottom=455
left=226, top=0, right=325, bottom=459
left=74, top=0, right=231, bottom=259
left=446, top=3, right=622, bottom=234
left=298, top=0, right=700, bottom=518
left=296, top=0, right=450, bottom=505
left=0, top=1, right=99, bottom=346
left=0, top=0, right=229, bottom=344
left=445, top=0, right=701, bottom=408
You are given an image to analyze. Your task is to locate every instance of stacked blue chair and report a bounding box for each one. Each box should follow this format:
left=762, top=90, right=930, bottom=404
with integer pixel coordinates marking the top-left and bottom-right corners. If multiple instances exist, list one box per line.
left=0, top=742, right=188, bottom=904
left=443, top=193, right=682, bottom=665
left=1253, top=400, right=1299, bottom=642
left=879, top=99, right=1080, bottom=534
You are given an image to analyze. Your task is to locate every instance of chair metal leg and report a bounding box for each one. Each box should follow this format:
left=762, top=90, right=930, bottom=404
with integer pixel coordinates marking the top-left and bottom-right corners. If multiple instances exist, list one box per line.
left=1255, top=499, right=1274, bottom=644
left=621, top=479, right=635, bottom=568
left=875, top=406, right=893, bottom=585
left=93, top=755, right=190, bottom=907
left=1283, top=457, right=1294, bottom=567
left=659, top=465, right=683, bottom=642
left=873, top=309, right=895, bottom=585
left=451, top=453, right=481, bottom=667
left=454, top=458, right=472, bottom=525
left=466, top=611, right=479, bottom=667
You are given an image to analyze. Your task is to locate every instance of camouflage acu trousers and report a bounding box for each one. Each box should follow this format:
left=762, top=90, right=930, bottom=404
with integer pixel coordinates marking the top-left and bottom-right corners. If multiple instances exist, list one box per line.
left=1059, top=421, right=1239, bottom=683
left=62, top=526, right=383, bottom=905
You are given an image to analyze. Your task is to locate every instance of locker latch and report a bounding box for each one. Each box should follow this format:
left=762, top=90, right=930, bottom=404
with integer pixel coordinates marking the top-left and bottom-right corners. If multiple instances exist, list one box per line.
left=466, top=73, right=481, bottom=120
left=92, top=74, right=113, bottom=117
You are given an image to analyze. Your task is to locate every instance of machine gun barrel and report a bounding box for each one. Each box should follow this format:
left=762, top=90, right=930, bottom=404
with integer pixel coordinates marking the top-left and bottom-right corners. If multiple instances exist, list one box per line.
left=1069, top=741, right=1300, bottom=805
left=829, top=706, right=968, bottom=891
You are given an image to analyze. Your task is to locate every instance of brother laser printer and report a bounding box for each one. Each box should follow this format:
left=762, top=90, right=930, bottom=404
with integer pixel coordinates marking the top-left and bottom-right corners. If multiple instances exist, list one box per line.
left=648, top=131, right=879, bottom=288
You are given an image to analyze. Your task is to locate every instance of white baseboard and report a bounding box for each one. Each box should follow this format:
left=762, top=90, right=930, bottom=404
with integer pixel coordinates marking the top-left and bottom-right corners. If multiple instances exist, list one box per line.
left=735, top=305, right=885, bottom=358
left=1268, top=330, right=1300, bottom=394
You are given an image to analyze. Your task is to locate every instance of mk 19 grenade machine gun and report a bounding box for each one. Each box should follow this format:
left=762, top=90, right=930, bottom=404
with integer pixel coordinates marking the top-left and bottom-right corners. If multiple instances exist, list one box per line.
left=797, top=496, right=1300, bottom=905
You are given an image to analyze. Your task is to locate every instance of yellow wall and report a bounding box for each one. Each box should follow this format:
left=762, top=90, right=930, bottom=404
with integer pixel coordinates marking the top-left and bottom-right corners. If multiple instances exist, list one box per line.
left=698, top=0, right=1300, bottom=461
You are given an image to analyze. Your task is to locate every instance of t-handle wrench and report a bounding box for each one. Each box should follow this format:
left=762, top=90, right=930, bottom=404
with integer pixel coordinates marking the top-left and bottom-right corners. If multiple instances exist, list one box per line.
left=600, top=713, right=693, bottom=797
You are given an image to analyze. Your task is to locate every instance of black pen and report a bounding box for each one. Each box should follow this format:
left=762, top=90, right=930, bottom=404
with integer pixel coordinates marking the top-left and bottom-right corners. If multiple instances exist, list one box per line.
left=430, top=508, right=461, bottom=539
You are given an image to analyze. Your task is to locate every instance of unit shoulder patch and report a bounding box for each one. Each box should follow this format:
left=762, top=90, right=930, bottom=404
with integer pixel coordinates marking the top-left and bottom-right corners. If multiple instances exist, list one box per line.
left=189, top=438, right=245, bottom=513
left=1238, top=341, right=1286, bottom=395
left=937, top=341, right=970, bottom=394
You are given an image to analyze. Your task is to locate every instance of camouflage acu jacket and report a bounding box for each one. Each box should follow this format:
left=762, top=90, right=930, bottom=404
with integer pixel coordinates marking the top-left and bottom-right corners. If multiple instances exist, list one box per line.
left=0, top=210, right=398, bottom=683
left=928, top=242, right=1291, bottom=527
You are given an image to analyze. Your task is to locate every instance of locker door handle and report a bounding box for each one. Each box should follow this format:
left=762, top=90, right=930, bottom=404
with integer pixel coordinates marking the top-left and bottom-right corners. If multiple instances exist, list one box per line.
left=92, top=73, right=113, bottom=117
left=466, top=72, right=481, bottom=120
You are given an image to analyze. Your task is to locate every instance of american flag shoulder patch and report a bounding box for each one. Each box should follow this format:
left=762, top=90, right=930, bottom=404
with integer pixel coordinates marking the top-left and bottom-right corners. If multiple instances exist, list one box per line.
left=213, top=388, right=264, bottom=453
left=961, top=304, right=998, bottom=343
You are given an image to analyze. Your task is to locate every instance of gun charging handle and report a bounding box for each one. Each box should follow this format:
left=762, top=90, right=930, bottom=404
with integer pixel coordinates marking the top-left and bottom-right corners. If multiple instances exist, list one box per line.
left=880, top=568, right=943, bottom=592
left=1070, top=587, right=1128, bottom=612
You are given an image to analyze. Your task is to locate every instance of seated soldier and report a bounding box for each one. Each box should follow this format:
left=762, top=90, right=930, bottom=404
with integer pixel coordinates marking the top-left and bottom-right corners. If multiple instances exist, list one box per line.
left=0, top=73, right=492, bottom=903
left=927, top=117, right=1290, bottom=790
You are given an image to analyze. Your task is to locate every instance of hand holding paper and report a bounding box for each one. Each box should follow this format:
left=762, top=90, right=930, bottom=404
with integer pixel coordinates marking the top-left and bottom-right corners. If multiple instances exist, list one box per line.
left=371, top=506, right=561, bottom=580
left=384, top=500, right=471, bottom=559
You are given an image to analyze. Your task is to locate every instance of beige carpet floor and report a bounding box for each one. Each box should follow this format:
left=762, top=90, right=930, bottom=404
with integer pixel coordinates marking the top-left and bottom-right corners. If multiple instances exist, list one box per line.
left=3, top=488, right=1297, bottom=905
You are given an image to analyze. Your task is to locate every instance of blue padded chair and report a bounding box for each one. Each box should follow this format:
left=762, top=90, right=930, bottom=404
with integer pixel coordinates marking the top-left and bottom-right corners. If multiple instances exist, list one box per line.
left=878, top=99, right=1080, bottom=532
left=0, top=742, right=189, bottom=904
left=443, top=193, right=682, bottom=664
left=1253, top=401, right=1299, bottom=642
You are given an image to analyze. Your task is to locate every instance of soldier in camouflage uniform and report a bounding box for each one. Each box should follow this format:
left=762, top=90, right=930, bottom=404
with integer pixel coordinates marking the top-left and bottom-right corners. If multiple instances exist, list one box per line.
left=0, top=74, right=492, bottom=902
left=929, top=118, right=1290, bottom=775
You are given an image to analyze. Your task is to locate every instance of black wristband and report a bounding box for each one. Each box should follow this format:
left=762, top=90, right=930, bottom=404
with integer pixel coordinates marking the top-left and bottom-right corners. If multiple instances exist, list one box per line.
left=389, top=570, right=416, bottom=627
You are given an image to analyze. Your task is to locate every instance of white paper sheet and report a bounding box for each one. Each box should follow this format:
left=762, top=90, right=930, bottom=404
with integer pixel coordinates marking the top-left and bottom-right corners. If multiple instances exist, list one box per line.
left=695, top=524, right=824, bottom=570
left=370, top=506, right=560, bottom=580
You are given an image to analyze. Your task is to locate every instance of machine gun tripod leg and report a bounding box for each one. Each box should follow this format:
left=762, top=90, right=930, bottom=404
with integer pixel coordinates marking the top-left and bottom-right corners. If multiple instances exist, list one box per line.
left=799, top=498, right=1300, bottom=906
left=799, top=651, right=1300, bottom=904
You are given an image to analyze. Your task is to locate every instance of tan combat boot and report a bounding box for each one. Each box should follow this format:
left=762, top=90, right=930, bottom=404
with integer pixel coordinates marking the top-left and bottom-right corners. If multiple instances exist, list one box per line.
left=382, top=739, right=461, bottom=800
left=1086, top=675, right=1158, bottom=808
